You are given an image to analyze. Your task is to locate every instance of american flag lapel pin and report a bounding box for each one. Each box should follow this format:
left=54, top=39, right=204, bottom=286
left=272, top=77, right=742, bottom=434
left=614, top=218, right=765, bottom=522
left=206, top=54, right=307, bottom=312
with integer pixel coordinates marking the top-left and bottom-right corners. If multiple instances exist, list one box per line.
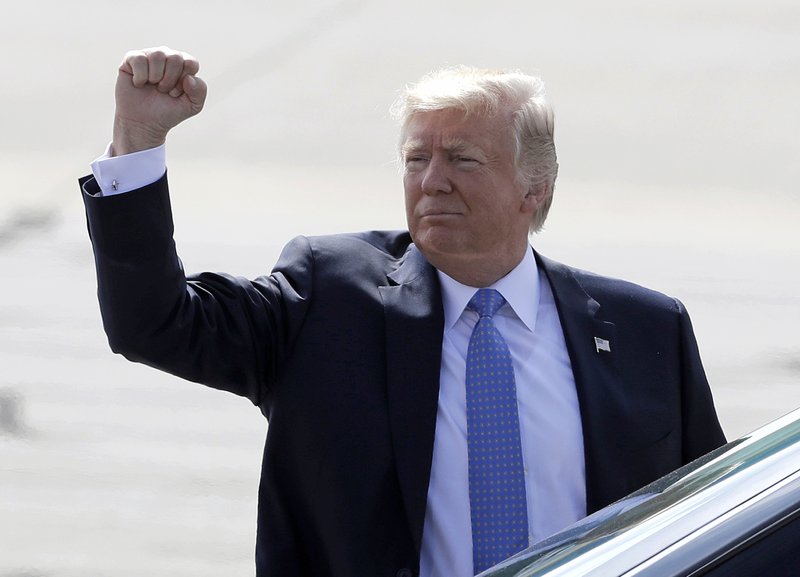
left=594, top=337, right=611, bottom=353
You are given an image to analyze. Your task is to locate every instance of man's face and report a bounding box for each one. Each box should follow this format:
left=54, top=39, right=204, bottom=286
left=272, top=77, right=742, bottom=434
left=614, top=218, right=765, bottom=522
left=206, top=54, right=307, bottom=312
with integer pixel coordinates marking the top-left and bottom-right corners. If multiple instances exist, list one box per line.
left=402, top=108, right=536, bottom=282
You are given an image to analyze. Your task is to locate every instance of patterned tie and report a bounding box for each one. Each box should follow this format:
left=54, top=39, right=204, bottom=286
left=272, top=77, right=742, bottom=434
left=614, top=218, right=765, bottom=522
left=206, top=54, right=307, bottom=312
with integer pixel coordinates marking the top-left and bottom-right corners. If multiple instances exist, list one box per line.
left=466, top=288, right=528, bottom=574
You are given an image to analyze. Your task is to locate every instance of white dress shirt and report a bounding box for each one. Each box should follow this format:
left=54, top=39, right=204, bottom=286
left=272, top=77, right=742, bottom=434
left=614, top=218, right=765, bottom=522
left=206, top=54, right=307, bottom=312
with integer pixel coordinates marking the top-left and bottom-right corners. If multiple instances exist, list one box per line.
left=90, top=148, right=587, bottom=577
left=419, top=250, right=586, bottom=577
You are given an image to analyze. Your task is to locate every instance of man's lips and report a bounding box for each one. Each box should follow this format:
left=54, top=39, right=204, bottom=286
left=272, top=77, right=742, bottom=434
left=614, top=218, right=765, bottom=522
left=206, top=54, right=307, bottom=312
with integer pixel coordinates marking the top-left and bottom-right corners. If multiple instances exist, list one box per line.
left=418, top=210, right=463, bottom=218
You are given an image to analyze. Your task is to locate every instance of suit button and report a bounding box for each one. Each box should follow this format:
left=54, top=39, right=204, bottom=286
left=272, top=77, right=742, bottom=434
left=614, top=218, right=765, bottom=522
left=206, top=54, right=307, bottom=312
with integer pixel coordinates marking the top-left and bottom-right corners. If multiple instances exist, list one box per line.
left=396, top=569, right=413, bottom=577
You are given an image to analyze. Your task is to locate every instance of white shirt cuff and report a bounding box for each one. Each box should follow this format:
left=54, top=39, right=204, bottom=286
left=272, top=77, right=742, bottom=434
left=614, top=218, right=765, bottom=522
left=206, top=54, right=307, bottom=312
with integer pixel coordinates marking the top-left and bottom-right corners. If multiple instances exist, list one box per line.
left=90, top=143, right=167, bottom=196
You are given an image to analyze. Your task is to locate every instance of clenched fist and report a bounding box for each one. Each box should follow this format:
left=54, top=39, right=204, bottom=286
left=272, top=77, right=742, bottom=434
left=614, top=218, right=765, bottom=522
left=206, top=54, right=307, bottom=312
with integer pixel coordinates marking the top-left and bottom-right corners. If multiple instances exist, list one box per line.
left=113, top=47, right=208, bottom=156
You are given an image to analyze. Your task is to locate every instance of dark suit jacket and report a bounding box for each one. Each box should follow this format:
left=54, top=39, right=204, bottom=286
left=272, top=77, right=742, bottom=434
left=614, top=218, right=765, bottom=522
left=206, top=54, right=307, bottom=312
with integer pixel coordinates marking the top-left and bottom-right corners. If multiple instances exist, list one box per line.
left=81, top=174, right=726, bottom=577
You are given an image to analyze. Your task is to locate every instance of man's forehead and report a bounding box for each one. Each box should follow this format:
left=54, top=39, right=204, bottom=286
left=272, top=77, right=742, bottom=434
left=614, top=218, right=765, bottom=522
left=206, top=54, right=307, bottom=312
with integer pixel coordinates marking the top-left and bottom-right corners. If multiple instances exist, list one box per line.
left=402, top=113, right=509, bottom=151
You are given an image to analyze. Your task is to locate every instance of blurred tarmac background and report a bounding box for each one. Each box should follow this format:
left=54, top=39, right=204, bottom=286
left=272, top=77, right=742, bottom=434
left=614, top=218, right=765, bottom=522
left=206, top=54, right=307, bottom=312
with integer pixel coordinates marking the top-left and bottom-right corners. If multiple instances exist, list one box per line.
left=1, top=0, right=798, bottom=575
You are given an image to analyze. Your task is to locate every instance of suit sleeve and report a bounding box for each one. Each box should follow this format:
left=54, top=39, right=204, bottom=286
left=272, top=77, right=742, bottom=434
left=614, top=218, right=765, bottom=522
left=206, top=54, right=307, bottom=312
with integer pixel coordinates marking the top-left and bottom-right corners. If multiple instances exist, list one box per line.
left=80, top=173, right=311, bottom=406
left=675, top=298, right=727, bottom=460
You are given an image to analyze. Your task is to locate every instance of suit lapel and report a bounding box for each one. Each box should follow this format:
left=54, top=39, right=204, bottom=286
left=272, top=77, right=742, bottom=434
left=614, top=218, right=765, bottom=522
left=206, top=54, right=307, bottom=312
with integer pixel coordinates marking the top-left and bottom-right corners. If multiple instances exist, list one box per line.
left=536, top=252, right=628, bottom=514
left=379, top=245, right=444, bottom=554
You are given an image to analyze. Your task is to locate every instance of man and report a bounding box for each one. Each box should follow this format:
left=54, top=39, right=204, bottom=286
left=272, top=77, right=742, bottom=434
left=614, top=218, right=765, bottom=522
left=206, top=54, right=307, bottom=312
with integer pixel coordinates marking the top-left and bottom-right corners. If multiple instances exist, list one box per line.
left=80, top=47, right=726, bottom=577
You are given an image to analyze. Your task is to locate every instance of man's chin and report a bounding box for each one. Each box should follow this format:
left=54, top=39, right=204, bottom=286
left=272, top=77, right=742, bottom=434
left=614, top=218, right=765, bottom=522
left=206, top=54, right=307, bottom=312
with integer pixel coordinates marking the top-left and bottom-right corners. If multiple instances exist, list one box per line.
left=412, top=227, right=462, bottom=255
left=412, top=234, right=475, bottom=270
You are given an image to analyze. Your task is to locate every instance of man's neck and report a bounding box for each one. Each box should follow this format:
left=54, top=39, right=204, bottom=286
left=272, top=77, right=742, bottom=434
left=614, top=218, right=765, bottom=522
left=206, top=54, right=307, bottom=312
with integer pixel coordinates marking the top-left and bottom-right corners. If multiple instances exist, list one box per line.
left=427, top=245, right=529, bottom=288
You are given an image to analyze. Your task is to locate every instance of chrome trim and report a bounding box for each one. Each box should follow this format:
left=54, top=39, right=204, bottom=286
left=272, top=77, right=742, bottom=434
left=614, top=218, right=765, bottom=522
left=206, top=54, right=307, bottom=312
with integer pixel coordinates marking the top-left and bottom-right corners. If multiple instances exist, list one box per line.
left=629, top=469, right=800, bottom=576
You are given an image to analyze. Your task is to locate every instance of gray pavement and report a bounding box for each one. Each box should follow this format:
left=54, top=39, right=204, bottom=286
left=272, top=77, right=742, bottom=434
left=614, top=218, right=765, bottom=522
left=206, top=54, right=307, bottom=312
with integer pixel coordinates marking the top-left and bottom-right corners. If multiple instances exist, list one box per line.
left=1, top=0, right=799, bottom=574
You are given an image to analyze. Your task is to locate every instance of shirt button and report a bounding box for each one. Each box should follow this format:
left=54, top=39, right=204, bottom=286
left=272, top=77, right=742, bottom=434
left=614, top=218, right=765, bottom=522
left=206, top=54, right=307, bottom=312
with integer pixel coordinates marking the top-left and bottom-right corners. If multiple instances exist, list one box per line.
left=396, top=569, right=413, bottom=577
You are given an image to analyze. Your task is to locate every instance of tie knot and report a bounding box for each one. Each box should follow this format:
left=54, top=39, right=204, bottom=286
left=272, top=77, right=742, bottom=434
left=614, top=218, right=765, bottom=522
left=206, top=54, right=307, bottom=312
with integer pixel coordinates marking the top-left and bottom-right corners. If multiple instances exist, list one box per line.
left=467, top=288, right=506, bottom=318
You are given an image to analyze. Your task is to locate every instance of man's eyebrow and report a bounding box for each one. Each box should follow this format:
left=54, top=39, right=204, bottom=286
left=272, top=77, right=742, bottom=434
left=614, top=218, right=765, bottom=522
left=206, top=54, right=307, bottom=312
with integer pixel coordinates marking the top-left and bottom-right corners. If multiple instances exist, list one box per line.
left=401, top=137, right=485, bottom=156
left=443, top=138, right=490, bottom=159
left=401, top=138, right=426, bottom=155
left=441, top=137, right=473, bottom=152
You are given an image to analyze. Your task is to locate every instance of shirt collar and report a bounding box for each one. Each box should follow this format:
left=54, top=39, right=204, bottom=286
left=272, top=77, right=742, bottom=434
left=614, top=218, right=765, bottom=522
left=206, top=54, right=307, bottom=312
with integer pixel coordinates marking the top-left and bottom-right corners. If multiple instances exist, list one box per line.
left=436, top=247, right=540, bottom=333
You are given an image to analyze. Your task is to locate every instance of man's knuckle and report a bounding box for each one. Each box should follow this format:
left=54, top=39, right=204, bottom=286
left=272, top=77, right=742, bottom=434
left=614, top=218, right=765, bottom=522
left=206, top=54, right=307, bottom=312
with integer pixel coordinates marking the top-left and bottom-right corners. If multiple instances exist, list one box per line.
left=164, top=53, right=183, bottom=67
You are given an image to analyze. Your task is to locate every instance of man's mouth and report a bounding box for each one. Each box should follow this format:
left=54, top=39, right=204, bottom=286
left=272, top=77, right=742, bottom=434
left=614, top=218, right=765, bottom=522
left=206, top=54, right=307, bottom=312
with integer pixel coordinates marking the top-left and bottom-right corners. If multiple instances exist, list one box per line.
left=419, top=210, right=461, bottom=218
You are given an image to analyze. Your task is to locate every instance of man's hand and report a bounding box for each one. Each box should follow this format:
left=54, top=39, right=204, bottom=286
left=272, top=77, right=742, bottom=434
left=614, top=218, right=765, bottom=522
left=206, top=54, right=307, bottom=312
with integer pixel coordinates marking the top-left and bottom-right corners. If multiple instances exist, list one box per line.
left=112, top=47, right=208, bottom=156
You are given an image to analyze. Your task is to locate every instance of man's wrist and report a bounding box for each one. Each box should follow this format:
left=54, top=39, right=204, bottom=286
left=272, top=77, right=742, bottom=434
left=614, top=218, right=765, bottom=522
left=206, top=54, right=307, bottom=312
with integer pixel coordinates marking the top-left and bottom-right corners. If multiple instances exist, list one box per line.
left=112, top=116, right=167, bottom=156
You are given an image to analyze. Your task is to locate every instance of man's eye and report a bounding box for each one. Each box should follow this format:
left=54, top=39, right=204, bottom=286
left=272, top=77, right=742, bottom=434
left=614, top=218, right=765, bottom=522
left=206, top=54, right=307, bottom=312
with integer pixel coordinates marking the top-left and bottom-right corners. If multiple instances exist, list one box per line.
left=405, top=156, right=428, bottom=166
left=456, top=156, right=479, bottom=165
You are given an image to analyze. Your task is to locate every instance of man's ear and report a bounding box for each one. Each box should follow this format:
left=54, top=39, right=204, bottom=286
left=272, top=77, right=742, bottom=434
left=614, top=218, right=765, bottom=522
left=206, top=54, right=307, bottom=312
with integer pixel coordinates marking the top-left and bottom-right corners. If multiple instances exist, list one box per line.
left=521, top=183, right=547, bottom=213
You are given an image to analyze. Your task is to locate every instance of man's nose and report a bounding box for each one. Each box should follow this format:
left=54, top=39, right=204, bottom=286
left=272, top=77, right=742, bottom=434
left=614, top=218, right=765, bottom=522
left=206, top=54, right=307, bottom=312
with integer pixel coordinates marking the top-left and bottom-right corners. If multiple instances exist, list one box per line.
left=420, top=157, right=453, bottom=195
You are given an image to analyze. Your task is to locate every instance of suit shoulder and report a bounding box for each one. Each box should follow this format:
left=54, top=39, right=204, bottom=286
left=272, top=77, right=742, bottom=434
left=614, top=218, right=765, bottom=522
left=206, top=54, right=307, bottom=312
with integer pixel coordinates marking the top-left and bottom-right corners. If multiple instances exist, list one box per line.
left=304, top=230, right=413, bottom=260
left=274, top=230, right=413, bottom=282
left=539, top=253, right=681, bottom=314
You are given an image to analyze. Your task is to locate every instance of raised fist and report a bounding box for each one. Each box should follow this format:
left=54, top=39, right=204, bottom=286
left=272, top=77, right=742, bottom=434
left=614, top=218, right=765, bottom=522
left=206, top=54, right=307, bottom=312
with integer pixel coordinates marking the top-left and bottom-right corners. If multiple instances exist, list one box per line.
left=113, top=47, right=208, bottom=155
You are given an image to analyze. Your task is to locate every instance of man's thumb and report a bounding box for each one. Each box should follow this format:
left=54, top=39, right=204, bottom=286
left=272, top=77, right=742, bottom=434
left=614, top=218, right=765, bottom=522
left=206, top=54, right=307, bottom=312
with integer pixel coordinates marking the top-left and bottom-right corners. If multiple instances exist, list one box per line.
left=183, top=74, right=208, bottom=110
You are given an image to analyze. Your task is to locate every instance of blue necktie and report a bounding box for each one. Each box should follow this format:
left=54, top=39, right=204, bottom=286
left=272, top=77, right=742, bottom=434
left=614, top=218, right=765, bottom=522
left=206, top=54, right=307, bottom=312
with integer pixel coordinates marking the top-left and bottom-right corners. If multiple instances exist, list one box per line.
left=466, top=288, right=528, bottom=574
